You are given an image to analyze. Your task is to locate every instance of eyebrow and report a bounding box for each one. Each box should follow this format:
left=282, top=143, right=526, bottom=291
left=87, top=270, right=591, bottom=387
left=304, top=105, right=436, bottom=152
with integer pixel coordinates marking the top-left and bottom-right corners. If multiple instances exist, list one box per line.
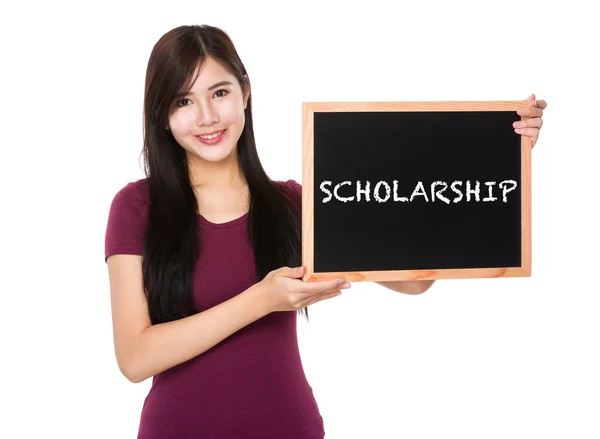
left=174, top=81, right=234, bottom=99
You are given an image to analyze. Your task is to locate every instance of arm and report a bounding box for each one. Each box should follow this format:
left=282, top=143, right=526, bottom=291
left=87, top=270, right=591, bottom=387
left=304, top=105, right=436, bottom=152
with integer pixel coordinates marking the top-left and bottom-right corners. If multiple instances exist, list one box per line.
left=374, top=280, right=435, bottom=295
left=107, top=254, right=268, bottom=383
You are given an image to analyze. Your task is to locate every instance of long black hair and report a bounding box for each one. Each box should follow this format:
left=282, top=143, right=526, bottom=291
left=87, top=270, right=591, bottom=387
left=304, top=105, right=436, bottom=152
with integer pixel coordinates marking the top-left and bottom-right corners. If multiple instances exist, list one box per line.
left=140, top=24, right=307, bottom=324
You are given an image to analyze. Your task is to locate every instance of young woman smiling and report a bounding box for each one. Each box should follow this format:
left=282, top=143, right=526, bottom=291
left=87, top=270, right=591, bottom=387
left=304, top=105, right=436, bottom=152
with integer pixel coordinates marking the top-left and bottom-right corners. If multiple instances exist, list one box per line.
left=104, top=24, right=547, bottom=439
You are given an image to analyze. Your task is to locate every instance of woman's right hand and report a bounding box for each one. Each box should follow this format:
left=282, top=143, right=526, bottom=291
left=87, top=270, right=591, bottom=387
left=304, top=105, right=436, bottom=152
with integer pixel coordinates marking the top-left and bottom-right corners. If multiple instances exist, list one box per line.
left=256, top=266, right=351, bottom=313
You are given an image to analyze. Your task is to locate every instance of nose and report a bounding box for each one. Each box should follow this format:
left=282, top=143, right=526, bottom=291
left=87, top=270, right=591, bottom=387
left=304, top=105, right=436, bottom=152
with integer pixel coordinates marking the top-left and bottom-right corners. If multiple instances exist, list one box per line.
left=195, top=99, right=219, bottom=126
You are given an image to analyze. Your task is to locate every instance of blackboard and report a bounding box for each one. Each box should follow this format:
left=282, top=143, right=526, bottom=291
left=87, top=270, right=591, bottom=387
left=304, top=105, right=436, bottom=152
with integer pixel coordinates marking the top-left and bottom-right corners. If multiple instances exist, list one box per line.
left=301, top=101, right=532, bottom=282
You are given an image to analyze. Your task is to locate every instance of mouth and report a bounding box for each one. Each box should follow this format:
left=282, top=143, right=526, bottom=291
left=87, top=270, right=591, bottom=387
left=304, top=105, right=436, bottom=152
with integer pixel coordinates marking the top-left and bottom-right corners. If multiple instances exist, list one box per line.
left=195, top=129, right=227, bottom=145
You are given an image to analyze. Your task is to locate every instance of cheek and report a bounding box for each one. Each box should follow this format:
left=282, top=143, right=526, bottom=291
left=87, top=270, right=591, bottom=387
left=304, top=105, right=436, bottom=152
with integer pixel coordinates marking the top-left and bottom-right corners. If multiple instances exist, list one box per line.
left=221, top=99, right=245, bottom=125
left=169, top=112, right=195, bottom=135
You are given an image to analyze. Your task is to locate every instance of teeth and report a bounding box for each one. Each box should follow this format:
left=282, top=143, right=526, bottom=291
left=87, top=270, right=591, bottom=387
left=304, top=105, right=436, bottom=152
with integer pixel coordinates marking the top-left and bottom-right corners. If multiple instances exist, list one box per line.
left=199, top=130, right=223, bottom=140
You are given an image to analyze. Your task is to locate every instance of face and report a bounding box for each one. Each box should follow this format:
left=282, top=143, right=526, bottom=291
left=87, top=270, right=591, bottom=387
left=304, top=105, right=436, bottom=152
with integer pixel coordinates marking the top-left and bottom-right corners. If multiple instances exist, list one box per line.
left=167, top=56, right=249, bottom=164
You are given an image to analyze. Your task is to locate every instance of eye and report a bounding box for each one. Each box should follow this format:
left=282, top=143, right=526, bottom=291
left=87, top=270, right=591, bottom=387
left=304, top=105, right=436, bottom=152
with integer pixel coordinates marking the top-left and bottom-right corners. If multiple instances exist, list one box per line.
left=214, top=89, right=229, bottom=98
left=177, top=98, right=192, bottom=107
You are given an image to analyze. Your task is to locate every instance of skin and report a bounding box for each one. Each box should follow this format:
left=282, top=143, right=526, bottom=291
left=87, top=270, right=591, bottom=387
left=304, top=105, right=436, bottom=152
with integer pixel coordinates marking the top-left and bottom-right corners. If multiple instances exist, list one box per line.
left=168, top=56, right=251, bottom=223
left=514, top=93, right=547, bottom=148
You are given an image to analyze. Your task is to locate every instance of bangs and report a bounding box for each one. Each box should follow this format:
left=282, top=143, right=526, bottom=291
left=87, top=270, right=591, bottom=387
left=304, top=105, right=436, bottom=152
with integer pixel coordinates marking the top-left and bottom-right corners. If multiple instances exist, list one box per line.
left=168, top=56, right=206, bottom=111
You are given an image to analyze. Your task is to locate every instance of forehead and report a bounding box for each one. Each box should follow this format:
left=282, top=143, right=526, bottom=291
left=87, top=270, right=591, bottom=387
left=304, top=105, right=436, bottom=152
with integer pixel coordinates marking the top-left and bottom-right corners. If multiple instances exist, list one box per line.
left=188, top=57, right=237, bottom=90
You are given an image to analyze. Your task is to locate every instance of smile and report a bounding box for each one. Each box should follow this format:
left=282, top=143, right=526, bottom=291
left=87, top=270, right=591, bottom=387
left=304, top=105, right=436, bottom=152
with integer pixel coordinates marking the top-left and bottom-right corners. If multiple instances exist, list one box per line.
left=195, top=129, right=226, bottom=145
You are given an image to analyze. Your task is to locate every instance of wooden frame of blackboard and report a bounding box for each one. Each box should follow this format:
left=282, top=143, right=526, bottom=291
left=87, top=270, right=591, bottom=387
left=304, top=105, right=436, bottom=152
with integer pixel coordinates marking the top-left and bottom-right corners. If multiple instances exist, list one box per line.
left=301, top=101, right=532, bottom=283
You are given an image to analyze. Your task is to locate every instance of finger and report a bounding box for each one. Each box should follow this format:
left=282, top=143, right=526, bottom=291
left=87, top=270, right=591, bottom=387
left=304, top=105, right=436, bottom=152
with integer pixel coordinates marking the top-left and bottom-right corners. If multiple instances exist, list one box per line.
left=304, top=289, right=342, bottom=308
left=279, top=266, right=305, bottom=278
left=525, top=94, right=542, bottom=108
left=513, top=118, right=543, bottom=130
left=517, top=106, right=544, bottom=117
left=528, top=97, right=548, bottom=111
left=305, top=277, right=345, bottom=294
left=514, top=127, right=539, bottom=145
left=514, top=127, right=538, bottom=137
left=304, top=281, right=351, bottom=307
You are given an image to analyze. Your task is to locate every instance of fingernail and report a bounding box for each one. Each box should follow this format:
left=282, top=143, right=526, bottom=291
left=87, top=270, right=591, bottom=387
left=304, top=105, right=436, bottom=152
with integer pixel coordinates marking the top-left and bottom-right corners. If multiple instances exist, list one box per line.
left=341, top=283, right=351, bottom=289
left=515, top=128, right=523, bottom=133
left=337, top=278, right=345, bottom=284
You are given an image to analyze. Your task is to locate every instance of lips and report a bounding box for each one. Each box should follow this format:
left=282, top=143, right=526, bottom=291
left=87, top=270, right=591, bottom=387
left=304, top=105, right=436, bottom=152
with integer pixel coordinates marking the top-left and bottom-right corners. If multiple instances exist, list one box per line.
left=195, top=129, right=227, bottom=145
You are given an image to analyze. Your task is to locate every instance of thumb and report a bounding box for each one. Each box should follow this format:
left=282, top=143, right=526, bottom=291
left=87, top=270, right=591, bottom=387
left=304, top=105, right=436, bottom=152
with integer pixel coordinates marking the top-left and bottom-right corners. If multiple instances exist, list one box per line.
left=279, top=265, right=305, bottom=278
left=293, top=266, right=305, bottom=277
left=526, top=93, right=535, bottom=101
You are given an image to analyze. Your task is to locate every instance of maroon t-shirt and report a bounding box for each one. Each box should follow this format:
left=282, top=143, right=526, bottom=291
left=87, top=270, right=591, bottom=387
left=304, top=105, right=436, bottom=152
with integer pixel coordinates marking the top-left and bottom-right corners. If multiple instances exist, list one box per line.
left=104, top=178, right=324, bottom=439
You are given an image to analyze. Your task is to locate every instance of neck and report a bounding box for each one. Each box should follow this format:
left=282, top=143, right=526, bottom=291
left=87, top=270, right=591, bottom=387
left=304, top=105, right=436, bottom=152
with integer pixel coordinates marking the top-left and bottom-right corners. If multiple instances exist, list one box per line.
left=187, top=151, right=247, bottom=191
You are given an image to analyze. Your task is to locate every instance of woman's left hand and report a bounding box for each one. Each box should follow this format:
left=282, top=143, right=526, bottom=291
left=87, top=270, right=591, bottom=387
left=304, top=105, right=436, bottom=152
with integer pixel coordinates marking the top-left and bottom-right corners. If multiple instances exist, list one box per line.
left=514, top=93, right=547, bottom=148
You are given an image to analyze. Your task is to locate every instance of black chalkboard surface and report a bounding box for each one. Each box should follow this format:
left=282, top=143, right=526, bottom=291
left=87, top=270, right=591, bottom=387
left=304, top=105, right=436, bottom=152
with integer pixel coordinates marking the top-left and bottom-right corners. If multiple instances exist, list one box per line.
left=301, top=101, right=532, bottom=283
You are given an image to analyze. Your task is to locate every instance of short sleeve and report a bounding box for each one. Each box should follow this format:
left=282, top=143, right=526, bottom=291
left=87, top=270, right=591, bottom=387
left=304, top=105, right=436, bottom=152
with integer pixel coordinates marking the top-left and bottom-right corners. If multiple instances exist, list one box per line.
left=104, top=181, right=148, bottom=262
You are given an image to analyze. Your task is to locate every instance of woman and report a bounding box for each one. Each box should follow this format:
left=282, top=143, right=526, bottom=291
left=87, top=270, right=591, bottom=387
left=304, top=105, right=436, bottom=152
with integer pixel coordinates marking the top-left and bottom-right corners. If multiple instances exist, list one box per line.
left=104, top=24, right=547, bottom=439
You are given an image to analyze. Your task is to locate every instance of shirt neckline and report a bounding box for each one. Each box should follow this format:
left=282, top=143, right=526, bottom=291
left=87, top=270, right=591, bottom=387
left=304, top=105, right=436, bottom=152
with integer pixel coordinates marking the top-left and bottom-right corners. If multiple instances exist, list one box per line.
left=197, top=211, right=248, bottom=229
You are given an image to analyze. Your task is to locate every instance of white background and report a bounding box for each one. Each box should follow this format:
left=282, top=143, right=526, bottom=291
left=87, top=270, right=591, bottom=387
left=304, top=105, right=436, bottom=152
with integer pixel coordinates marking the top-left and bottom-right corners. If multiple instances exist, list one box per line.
left=2, top=1, right=598, bottom=438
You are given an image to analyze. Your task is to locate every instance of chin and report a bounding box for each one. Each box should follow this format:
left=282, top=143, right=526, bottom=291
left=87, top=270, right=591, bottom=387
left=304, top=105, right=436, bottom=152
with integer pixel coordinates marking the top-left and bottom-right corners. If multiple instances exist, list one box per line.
left=187, top=144, right=236, bottom=163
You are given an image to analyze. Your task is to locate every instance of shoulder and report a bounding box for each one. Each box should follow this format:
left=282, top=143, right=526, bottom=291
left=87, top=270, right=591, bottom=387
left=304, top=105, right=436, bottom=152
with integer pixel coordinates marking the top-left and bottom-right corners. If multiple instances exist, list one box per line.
left=273, top=178, right=302, bottom=214
left=275, top=178, right=302, bottom=197
left=109, top=178, right=150, bottom=219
